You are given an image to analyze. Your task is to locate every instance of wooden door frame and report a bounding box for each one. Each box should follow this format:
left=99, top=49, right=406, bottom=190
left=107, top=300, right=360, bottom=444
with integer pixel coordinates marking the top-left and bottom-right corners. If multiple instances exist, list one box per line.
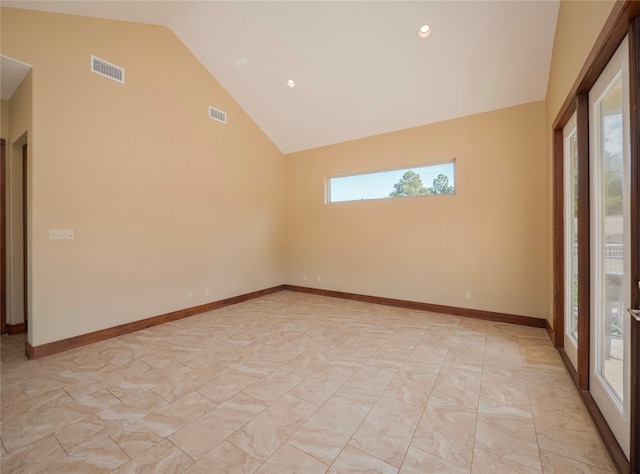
left=1, top=138, right=6, bottom=335
left=552, top=2, right=640, bottom=473
left=22, top=143, right=27, bottom=331
left=628, top=14, right=640, bottom=474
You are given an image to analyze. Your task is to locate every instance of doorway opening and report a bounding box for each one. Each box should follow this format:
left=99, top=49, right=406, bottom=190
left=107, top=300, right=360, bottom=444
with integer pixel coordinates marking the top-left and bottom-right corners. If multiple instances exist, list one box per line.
left=2, top=135, right=29, bottom=336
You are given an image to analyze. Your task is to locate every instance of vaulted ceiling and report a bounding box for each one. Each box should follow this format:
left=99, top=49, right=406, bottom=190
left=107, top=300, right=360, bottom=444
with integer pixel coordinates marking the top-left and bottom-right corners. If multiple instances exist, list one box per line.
left=2, top=1, right=560, bottom=153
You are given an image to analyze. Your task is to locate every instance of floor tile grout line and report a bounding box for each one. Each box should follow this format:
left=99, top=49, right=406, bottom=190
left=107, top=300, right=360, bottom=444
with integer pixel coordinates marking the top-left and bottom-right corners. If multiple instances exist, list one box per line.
left=342, top=320, right=462, bottom=471
left=395, top=322, right=456, bottom=472
left=468, top=329, right=488, bottom=472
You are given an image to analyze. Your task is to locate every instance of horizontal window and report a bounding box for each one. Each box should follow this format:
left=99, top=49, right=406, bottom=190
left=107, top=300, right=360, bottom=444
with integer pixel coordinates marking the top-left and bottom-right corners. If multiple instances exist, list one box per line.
left=328, top=160, right=455, bottom=203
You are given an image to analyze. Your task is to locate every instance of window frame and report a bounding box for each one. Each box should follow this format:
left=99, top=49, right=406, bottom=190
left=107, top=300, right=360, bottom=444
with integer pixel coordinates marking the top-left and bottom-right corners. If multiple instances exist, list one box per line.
left=325, top=159, right=456, bottom=204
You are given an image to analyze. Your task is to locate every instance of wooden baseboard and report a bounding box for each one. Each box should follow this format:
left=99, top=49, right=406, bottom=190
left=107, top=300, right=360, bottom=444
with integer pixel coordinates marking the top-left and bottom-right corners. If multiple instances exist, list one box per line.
left=284, top=285, right=548, bottom=328
left=24, top=283, right=549, bottom=359
left=7, top=322, right=26, bottom=335
left=579, top=390, right=629, bottom=474
left=545, top=320, right=555, bottom=343
left=25, top=285, right=286, bottom=360
left=556, top=341, right=629, bottom=473
left=558, top=348, right=579, bottom=387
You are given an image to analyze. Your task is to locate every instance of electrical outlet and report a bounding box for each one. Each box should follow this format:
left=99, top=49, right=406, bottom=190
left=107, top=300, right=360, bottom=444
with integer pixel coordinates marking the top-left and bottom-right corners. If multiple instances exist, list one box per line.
left=204, top=287, right=210, bottom=295
left=49, top=229, right=74, bottom=240
left=465, top=291, right=472, bottom=300
left=187, top=290, right=193, bottom=300
left=303, top=275, right=307, bottom=281
left=317, top=276, right=321, bottom=282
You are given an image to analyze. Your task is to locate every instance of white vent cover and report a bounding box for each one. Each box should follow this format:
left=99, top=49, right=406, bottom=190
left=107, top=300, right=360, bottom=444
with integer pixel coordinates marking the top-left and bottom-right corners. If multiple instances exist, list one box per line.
left=209, top=106, right=227, bottom=124
left=91, top=55, right=124, bottom=84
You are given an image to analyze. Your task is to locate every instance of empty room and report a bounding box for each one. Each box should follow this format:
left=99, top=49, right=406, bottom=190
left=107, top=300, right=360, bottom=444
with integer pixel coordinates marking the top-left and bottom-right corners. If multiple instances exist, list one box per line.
left=1, top=1, right=639, bottom=473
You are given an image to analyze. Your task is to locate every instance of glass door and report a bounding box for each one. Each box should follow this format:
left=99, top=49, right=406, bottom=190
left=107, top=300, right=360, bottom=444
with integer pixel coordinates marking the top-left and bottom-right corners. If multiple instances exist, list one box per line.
left=563, top=113, right=579, bottom=369
left=589, top=36, right=631, bottom=458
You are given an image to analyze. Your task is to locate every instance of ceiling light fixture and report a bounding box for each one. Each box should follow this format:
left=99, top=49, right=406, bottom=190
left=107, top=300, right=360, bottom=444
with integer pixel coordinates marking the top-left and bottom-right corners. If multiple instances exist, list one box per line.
left=418, top=24, right=431, bottom=39
left=286, top=79, right=296, bottom=89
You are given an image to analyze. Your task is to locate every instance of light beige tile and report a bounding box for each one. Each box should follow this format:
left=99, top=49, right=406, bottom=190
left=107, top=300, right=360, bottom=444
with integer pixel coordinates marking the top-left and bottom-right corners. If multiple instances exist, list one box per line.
left=152, top=364, right=228, bottom=403
left=411, top=397, right=477, bottom=469
left=0, top=293, right=616, bottom=474
left=97, top=390, right=169, bottom=423
left=1, top=394, right=95, bottom=452
left=107, top=363, right=191, bottom=401
left=45, top=437, right=130, bottom=473
left=227, top=393, right=317, bottom=462
left=532, top=409, right=612, bottom=470
left=443, top=341, right=485, bottom=368
left=110, top=426, right=163, bottom=459
left=109, top=390, right=214, bottom=459
left=539, top=448, right=615, bottom=473
left=0, top=388, right=70, bottom=427
left=370, top=341, right=414, bottom=365
left=483, top=335, right=523, bottom=367
left=197, top=370, right=261, bottom=404
left=383, top=364, right=438, bottom=407
left=66, top=360, right=153, bottom=400
left=474, top=406, right=541, bottom=470
left=1, top=383, right=29, bottom=410
left=405, top=344, right=448, bottom=367
left=0, top=434, right=67, bottom=473
left=169, top=392, right=266, bottom=460
left=479, top=367, right=530, bottom=409
left=430, top=365, right=482, bottom=411
left=349, top=396, right=423, bottom=467
left=328, top=444, right=397, bottom=474
left=241, top=365, right=310, bottom=404
left=388, top=327, right=426, bottom=346
left=472, top=447, right=542, bottom=473
left=289, top=395, right=369, bottom=465
left=55, top=415, right=127, bottom=454
left=334, top=363, right=397, bottom=407
left=75, top=389, right=122, bottom=411
left=399, top=445, right=468, bottom=474
left=288, top=365, right=353, bottom=407
left=114, top=439, right=193, bottom=473
left=184, top=441, right=261, bottom=474
left=255, top=443, right=328, bottom=474
left=519, top=336, right=563, bottom=367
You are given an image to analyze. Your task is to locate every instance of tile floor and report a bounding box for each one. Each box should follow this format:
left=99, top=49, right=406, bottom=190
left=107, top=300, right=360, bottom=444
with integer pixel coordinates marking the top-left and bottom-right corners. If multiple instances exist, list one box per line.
left=0, top=291, right=615, bottom=473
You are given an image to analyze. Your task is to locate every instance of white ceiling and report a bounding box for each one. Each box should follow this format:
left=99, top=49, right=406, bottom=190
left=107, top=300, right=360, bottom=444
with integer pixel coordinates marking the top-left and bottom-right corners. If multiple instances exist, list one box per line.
left=0, top=55, right=32, bottom=100
left=2, top=1, right=560, bottom=153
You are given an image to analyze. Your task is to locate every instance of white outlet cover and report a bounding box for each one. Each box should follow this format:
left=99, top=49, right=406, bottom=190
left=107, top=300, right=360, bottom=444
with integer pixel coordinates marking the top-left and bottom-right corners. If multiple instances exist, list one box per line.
left=49, top=229, right=74, bottom=240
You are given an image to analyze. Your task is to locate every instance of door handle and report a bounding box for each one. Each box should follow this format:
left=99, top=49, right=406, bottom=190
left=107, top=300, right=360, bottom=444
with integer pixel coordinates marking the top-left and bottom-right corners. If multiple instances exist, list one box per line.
left=627, top=308, right=640, bottom=322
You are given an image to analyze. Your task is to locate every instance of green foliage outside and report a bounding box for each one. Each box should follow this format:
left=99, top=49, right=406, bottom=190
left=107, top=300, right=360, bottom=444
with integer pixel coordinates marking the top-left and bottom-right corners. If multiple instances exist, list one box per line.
left=389, top=171, right=454, bottom=197
left=602, top=148, right=623, bottom=215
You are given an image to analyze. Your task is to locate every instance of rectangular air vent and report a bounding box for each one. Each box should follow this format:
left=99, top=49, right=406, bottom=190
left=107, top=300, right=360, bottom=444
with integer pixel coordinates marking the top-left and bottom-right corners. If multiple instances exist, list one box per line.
left=91, top=55, right=124, bottom=84
left=209, top=106, right=227, bottom=124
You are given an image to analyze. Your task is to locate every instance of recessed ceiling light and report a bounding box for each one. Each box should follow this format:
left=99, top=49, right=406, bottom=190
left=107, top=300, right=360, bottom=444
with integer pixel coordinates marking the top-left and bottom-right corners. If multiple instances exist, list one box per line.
left=286, top=79, right=296, bottom=89
left=418, top=24, right=431, bottom=39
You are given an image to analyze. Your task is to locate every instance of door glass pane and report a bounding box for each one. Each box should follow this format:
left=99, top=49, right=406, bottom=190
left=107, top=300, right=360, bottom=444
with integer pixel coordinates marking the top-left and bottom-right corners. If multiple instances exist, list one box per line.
left=598, top=75, right=624, bottom=403
left=568, top=131, right=578, bottom=343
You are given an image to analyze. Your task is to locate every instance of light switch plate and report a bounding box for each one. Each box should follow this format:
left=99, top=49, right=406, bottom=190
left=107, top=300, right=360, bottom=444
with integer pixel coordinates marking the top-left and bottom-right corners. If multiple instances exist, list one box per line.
left=49, top=229, right=74, bottom=240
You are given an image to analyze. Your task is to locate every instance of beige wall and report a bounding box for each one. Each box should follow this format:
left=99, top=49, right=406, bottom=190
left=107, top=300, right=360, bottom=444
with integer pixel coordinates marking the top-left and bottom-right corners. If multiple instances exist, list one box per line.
left=545, top=0, right=616, bottom=124
left=285, top=101, right=548, bottom=320
left=1, top=2, right=617, bottom=345
left=543, top=0, right=616, bottom=327
left=1, top=100, right=8, bottom=139
left=1, top=8, right=285, bottom=346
